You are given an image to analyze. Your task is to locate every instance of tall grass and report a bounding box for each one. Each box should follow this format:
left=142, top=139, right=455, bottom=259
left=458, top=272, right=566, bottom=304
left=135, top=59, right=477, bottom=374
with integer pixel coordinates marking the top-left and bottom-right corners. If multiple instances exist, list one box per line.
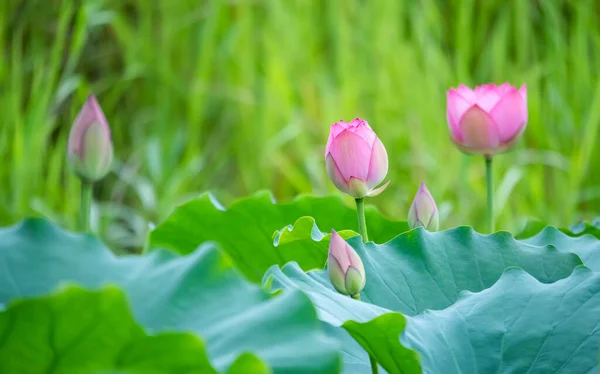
left=2, top=0, right=599, bottom=250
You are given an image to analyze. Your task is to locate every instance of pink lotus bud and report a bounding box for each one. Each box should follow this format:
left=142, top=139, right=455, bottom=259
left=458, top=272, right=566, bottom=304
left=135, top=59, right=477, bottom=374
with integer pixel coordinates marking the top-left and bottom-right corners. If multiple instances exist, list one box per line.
left=446, top=83, right=527, bottom=156
left=408, top=182, right=439, bottom=231
left=325, top=118, right=390, bottom=198
left=327, top=229, right=366, bottom=297
left=67, top=94, right=114, bottom=182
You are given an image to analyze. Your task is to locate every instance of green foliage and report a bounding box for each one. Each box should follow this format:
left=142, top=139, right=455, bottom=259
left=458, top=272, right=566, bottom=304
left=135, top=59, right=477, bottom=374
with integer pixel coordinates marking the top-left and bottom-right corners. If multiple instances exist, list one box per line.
left=0, top=218, right=341, bottom=374
left=266, top=230, right=599, bottom=373
left=0, top=286, right=219, bottom=374
left=265, top=229, right=582, bottom=315
left=2, top=1, right=600, bottom=252
left=149, top=191, right=406, bottom=282
left=517, top=217, right=600, bottom=240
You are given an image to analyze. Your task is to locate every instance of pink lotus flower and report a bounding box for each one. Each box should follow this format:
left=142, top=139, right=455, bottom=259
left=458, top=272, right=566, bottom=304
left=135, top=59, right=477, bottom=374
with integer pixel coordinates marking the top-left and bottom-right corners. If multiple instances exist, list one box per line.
left=446, top=83, right=527, bottom=156
left=327, top=230, right=366, bottom=297
left=325, top=118, right=389, bottom=198
left=67, top=94, right=113, bottom=182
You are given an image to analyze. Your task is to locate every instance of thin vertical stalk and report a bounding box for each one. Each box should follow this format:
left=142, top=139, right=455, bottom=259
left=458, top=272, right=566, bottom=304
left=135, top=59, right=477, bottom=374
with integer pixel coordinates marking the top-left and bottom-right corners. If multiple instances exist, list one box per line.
left=351, top=293, right=379, bottom=374
left=485, top=157, right=494, bottom=233
left=355, top=198, right=369, bottom=242
left=80, top=182, right=92, bottom=233
left=354, top=198, right=378, bottom=374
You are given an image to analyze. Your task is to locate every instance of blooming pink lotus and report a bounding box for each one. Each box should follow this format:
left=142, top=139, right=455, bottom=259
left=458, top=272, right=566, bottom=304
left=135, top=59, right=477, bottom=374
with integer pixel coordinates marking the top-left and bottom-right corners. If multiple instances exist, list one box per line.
left=446, top=83, right=527, bottom=156
left=325, top=118, right=389, bottom=198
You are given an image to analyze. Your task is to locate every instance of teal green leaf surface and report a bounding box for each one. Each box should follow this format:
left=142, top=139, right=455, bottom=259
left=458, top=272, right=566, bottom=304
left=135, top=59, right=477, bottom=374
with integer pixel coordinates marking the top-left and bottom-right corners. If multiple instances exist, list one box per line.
left=0, top=219, right=341, bottom=374
left=522, top=226, right=600, bottom=270
left=402, top=267, right=600, bottom=374
left=265, top=228, right=594, bottom=373
left=149, top=191, right=407, bottom=282
left=0, top=286, right=219, bottom=374
left=267, top=228, right=582, bottom=313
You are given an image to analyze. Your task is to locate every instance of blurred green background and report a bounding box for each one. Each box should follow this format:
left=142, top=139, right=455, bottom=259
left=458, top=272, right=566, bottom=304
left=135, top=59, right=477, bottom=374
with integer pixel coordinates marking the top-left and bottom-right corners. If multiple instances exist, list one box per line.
left=1, top=0, right=599, bottom=251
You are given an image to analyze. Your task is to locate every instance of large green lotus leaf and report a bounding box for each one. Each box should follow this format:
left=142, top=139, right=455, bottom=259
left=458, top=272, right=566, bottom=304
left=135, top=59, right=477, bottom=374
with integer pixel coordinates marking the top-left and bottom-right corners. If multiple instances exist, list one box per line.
left=149, top=191, right=407, bottom=282
left=0, top=285, right=222, bottom=374
left=0, top=219, right=340, bottom=374
left=267, top=227, right=582, bottom=313
left=403, top=267, right=600, bottom=373
left=265, top=228, right=586, bottom=373
left=521, top=226, right=600, bottom=271
left=267, top=263, right=600, bottom=373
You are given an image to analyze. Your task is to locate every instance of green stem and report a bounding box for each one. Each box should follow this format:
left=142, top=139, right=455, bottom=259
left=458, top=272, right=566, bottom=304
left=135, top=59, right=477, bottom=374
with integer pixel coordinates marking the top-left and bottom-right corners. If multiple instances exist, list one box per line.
left=485, top=156, right=494, bottom=233
left=353, top=200, right=378, bottom=374
left=80, top=182, right=93, bottom=233
left=351, top=293, right=379, bottom=374
left=355, top=198, right=369, bottom=243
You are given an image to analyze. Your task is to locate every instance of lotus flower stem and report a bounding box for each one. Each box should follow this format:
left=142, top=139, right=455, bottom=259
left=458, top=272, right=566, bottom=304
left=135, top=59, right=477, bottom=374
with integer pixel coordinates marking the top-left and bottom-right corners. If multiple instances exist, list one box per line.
left=485, top=157, right=494, bottom=233
left=80, top=182, right=92, bottom=233
left=355, top=198, right=369, bottom=243
left=351, top=293, right=379, bottom=373
left=353, top=200, right=379, bottom=373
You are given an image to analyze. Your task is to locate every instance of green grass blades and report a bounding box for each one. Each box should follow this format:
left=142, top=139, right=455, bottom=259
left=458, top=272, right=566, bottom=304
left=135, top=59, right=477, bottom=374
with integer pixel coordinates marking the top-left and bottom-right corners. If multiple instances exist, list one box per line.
left=0, top=218, right=341, bottom=374
left=148, top=191, right=407, bottom=282
left=0, top=286, right=220, bottom=374
left=4, top=1, right=600, bottom=249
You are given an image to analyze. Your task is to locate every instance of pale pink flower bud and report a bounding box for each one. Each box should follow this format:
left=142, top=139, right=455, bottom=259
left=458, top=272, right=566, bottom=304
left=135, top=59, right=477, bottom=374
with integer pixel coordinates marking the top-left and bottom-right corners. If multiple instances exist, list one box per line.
left=327, top=230, right=366, bottom=297
left=325, top=118, right=390, bottom=198
left=446, top=83, right=527, bottom=156
left=408, top=182, right=439, bottom=231
left=67, top=94, right=113, bottom=182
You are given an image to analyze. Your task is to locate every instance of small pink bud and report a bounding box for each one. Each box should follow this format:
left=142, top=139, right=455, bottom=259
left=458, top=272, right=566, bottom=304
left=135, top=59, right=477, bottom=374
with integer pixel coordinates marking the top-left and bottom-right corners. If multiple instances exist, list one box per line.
left=327, top=230, right=366, bottom=297
left=67, top=94, right=113, bottom=182
left=446, top=83, right=527, bottom=157
left=408, top=182, right=439, bottom=231
left=325, top=118, right=390, bottom=199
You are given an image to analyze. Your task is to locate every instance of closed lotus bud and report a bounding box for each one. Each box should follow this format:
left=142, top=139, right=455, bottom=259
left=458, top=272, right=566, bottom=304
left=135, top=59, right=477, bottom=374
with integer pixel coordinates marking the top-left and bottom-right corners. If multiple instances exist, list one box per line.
left=327, top=230, right=366, bottom=297
left=408, top=182, right=439, bottom=231
left=325, top=118, right=390, bottom=199
left=446, top=83, right=527, bottom=156
left=67, top=94, right=113, bottom=182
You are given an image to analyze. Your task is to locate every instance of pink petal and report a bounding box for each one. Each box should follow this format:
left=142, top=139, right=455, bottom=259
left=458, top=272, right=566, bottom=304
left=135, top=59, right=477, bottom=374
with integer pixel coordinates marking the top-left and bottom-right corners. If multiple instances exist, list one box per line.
left=456, top=84, right=476, bottom=102
left=489, top=91, right=528, bottom=142
left=459, top=105, right=500, bottom=150
left=346, top=246, right=365, bottom=275
left=69, top=94, right=110, bottom=157
left=325, top=122, right=347, bottom=155
left=496, top=83, right=515, bottom=96
left=474, top=89, right=502, bottom=112
left=367, top=180, right=390, bottom=197
left=447, top=90, right=472, bottom=141
left=326, top=153, right=349, bottom=194
left=329, top=130, right=371, bottom=181
left=327, top=254, right=348, bottom=295
left=519, top=84, right=527, bottom=105
left=351, top=123, right=376, bottom=146
left=349, top=118, right=370, bottom=129
left=330, top=230, right=350, bottom=271
left=366, top=137, right=388, bottom=189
